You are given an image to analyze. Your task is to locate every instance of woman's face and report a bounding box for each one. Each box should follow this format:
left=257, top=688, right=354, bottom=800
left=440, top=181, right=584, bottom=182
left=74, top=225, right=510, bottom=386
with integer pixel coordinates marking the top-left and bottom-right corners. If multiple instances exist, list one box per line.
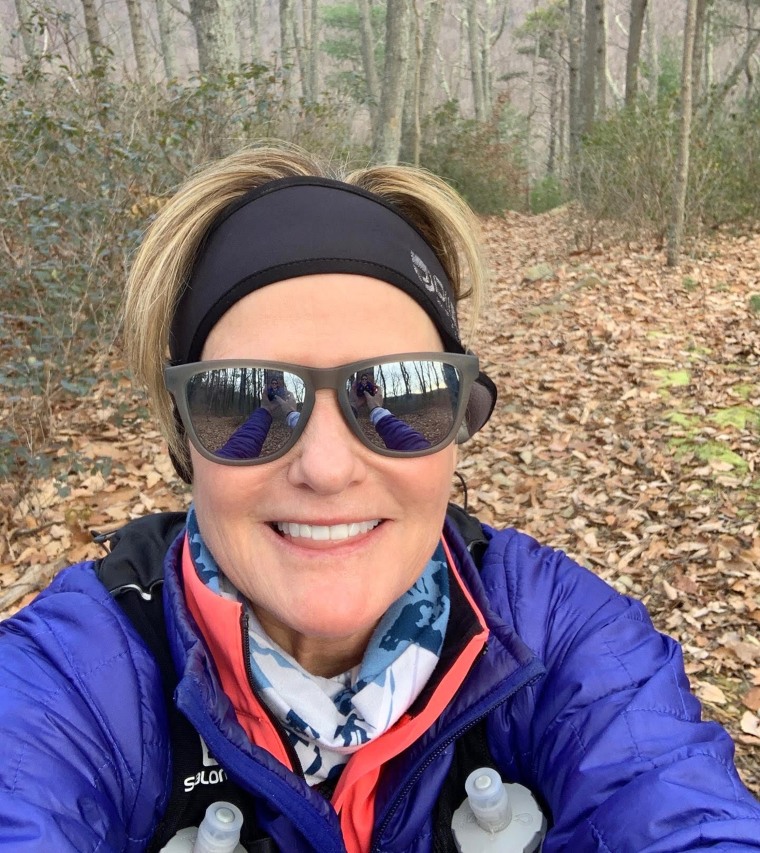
left=192, top=274, right=457, bottom=674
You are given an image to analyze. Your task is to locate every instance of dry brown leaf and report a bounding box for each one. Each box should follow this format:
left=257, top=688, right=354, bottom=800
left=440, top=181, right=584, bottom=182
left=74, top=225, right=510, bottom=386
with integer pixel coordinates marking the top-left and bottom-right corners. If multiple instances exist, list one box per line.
left=740, top=711, right=760, bottom=739
left=696, top=682, right=730, bottom=705
left=728, top=642, right=760, bottom=666
left=742, top=687, right=760, bottom=712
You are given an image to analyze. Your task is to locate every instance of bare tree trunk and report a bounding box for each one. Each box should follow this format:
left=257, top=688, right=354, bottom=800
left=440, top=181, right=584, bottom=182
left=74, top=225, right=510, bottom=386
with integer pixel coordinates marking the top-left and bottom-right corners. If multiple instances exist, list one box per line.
left=189, top=0, right=238, bottom=76
left=124, top=0, right=151, bottom=84
left=450, top=10, right=468, bottom=101
left=466, top=0, right=486, bottom=121
left=595, top=0, right=607, bottom=116
left=580, top=0, right=598, bottom=133
left=481, top=0, right=493, bottom=114
left=279, top=0, right=295, bottom=100
left=400, top=0, right=423, bottom=164
left=567, top=0, right=582, bottom=170
left=79, top=0, right=107, bottom=71
left=294, top=0, right=317, bottom=102
left=191, top=0, right=209, bottom=73
left=155, top=0, right=178, bottom=79
left=14, top=0, right=37, bottom=62
left=249, top=0, right=261, bottom=62
left=744, top=0, right=754, bottom=96
left=645, top=0, right=658, bottom=97
left=558, top=61, right=566, bottom=175
left=291, top=0, right=318, bottom=102
left=547, top=31, right=561, bottom=175
left=486, top=0, right=507, bottom=114
left=526, top=30, right=540, bottom=202
left=691, top=0, right=708, bottom=101
left=704, top=0, right=714, bottom=91
left=357, top=0, right=381, bottom=132
left=624, top=0, right=648, bottom=107
left=667, top=0, right=699, bottom=267
left=237, top=0, right=247, bottom=64
left=376, top=0, right=412, bottom=164
left=418, top=0, right=445, bottom=119
left=292, top=3, right=306, bottom=99
left=309, top=0, right=319, bottom=100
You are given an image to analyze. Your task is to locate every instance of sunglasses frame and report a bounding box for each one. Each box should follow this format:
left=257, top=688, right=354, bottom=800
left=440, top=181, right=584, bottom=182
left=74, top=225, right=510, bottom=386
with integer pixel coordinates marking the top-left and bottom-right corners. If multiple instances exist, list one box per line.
left=164, top=351, right=480, bottom=466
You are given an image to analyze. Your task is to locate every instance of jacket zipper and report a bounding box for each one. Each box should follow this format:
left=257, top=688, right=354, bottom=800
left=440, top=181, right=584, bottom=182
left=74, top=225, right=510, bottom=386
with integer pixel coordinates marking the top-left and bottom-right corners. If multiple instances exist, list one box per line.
left=240, top=609, right=305, bottom=776
left=239, top=611, right=348, bottom=850
left=370, top=663, right=544, bottom=852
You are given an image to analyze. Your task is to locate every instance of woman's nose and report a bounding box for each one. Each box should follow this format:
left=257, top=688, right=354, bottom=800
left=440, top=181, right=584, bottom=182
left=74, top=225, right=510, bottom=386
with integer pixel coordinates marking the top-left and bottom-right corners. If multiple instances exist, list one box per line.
left=286, top=392, right=367, bottom=494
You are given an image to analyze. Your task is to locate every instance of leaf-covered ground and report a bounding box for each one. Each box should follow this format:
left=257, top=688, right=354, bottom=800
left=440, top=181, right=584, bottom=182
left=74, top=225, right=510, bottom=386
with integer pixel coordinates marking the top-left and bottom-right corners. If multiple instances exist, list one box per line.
left=1, top=211, right=758, bottom=794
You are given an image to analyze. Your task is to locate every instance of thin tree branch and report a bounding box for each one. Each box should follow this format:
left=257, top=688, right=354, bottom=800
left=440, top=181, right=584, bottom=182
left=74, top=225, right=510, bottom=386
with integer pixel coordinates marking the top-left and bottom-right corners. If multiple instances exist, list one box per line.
left=166, top=0, right=190, bottom=20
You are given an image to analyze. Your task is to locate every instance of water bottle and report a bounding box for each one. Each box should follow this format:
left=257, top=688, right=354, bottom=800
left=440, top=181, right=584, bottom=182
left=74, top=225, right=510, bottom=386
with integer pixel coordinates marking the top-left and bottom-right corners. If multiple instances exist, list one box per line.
left=451, top=768, right=547, bottom=852
left=160, top=801, right=246, bottom=853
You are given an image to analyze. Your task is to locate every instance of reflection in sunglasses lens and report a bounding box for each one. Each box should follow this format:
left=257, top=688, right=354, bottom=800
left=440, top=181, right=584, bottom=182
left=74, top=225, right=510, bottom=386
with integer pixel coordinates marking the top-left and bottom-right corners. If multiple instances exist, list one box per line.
left=185, top=359, right=461, bottom=461
left=350, top=361, right=460, bottom=452
left=187, top=368, right=305, bottom=460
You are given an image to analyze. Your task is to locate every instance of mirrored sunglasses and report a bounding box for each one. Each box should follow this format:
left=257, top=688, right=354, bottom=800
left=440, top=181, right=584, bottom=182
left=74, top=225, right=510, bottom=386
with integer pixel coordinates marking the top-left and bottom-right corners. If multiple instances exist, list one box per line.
left=164, top=353, right=495, bottom=465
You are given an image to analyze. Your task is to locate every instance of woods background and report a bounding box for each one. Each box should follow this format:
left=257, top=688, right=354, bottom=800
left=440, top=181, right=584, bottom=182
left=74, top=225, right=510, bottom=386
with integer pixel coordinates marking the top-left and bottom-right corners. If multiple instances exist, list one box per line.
left=1, top=0, right=759, bottom=793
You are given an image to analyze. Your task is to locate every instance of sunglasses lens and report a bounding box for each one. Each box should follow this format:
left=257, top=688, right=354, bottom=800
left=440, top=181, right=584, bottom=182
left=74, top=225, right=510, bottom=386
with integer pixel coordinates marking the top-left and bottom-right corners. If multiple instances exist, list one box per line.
left=176, top=356, right=475, bottom=463
left=186, top=367, right=306, bottom=461
left=349, top=360, right=462, bottom=452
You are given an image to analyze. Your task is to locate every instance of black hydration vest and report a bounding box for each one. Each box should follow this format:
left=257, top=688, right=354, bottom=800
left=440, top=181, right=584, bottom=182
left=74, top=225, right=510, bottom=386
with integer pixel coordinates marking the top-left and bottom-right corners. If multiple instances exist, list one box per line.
left=95, top=505, right=495, bottom=852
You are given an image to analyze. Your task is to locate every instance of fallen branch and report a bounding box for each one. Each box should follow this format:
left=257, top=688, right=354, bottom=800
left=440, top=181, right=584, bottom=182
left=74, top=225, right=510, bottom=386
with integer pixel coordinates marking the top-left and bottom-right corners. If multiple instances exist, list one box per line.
left=0, top=562, right=59, bottom=613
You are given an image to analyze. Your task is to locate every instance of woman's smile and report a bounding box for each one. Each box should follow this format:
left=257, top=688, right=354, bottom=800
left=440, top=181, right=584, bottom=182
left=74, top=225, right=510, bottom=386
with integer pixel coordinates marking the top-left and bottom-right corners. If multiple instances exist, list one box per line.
left=273, top=518, right=382, bottom=542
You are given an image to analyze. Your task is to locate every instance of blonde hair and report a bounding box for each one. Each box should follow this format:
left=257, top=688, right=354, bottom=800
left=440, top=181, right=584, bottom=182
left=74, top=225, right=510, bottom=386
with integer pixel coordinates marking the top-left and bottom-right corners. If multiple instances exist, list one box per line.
left=122, top=143, right=488, bottom=476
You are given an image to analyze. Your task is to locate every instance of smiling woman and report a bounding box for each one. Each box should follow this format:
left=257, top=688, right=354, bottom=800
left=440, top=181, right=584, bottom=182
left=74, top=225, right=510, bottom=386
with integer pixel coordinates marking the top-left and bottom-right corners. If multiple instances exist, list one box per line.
left=0, top=144, right=759, bottom=853
left=189, top=276, right=460, bottom=676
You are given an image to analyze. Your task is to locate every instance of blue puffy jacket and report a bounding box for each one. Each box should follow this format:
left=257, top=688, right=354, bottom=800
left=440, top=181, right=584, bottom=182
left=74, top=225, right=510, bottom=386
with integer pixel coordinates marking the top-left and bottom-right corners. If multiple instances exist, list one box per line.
left=0, top=518, right=758, bottom=852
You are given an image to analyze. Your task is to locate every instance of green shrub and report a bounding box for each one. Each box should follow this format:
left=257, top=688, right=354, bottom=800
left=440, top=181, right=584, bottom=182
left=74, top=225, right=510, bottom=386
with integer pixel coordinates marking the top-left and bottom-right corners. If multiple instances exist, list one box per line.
left=530, top=174, right=566, bottom=213
left=419, top=100, right=528, bottom=215
left=697, top=96, right=760, bottom=226
left=321, top=3, right=385, bottom=104
left=576, top=92, right=760, bottom=239
left=576, top=98, right=679, bottom=240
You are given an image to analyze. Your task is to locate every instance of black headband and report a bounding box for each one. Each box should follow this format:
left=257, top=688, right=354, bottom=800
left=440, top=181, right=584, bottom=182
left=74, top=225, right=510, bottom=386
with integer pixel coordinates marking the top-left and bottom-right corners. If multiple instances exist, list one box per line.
left=169, top=177, right=463, bottom=365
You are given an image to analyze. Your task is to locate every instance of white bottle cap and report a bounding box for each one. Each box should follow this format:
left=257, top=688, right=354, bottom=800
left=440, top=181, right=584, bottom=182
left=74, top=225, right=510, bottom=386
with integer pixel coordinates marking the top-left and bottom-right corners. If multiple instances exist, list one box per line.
left=192, top=802, right=244, bottom=853
left=464, top=767, right=512, bottom=832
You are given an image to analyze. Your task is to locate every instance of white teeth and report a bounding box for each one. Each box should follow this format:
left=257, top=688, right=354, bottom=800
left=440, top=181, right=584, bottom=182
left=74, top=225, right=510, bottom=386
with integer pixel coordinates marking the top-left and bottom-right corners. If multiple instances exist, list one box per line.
left=275, top=519, right=381, bottom=541
left=330, top=524, right=349, bottom=541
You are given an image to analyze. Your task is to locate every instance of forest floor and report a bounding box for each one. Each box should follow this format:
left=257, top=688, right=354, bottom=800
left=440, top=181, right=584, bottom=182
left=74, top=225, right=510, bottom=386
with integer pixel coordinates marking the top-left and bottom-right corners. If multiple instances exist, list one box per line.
left=1, top=209, right=759, bottom=795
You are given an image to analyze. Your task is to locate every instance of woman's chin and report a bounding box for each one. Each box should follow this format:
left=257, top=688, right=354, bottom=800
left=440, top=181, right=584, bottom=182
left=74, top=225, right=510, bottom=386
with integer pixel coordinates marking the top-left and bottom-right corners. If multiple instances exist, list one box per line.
left=269, top=596, right=384, bottom=643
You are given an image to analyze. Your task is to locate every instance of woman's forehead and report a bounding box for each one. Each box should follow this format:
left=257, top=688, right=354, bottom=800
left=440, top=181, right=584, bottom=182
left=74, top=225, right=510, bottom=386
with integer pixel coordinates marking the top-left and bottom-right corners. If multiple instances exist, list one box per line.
left=201, top=274, right=444, bottom=363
